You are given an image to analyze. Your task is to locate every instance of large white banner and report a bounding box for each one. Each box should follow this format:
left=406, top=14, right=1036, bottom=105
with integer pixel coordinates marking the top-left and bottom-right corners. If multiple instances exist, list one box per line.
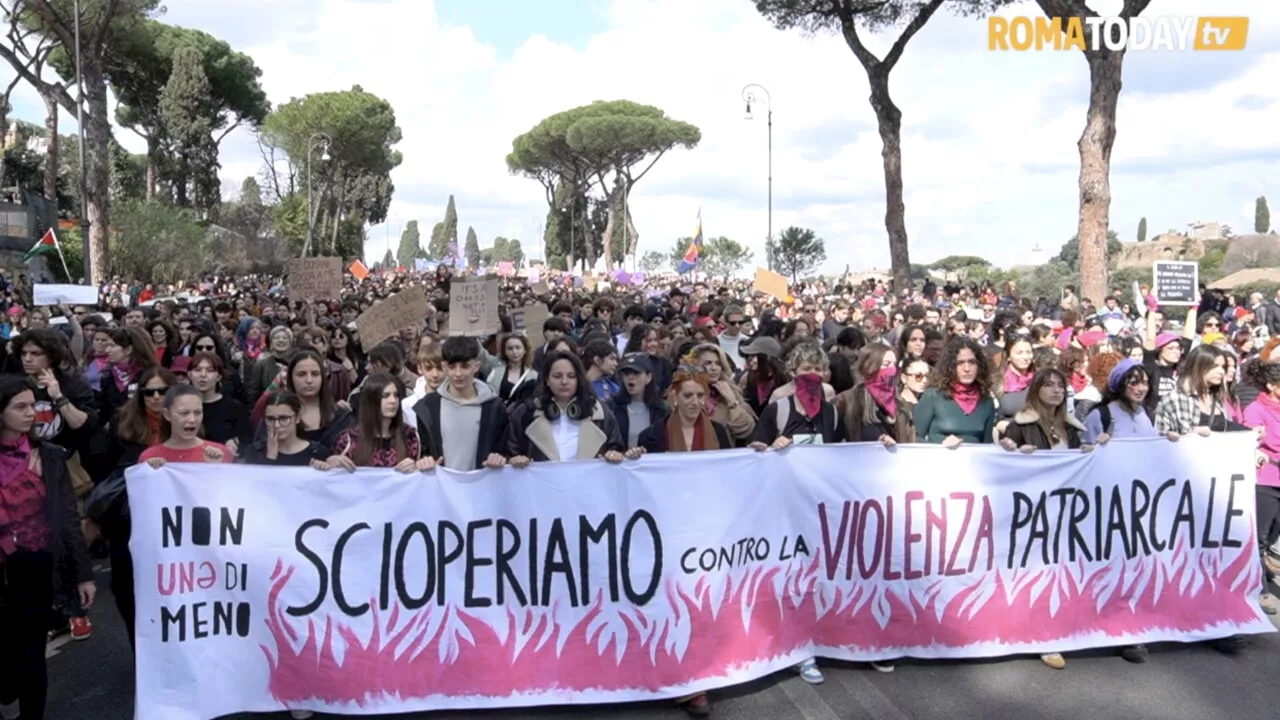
left=127, top=434, right=1273, bottom=720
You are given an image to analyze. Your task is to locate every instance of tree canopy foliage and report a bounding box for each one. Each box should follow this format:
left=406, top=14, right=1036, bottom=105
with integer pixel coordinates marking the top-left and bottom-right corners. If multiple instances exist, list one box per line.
left=396, top=220, right=421, bottom=268
left=1055, top=230, right=1121, bottom=271
left=1257, top=197, right=1271, bottom=234
left=772, top=226, right=826, bottom=282
left=260, top=85, right=402, bottom=259
left=509, top=100, right=699, bottom=270
left=105, top=19, right=268, bottom=201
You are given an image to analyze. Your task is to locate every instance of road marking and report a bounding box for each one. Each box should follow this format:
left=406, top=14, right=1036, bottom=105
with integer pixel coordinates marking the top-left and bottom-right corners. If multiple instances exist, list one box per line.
left=777, top=675, right=842, bottom=720
left=45, top=633, right=72, bottom=659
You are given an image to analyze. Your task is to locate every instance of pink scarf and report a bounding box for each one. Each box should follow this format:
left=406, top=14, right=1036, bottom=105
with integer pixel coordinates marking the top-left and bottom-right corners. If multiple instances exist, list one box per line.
left=92, top=353, right=110, bottom=372
left=951, top=382, right=981, bottom=416
left=1003, top=365, right=1032, bottom=393
left=794, top=373, right=824, bottom=420
left=866, top=367, right=897, bottom=417
left=110, top=362, right=139, bottom=393
left=0, top=435, right=30, bottom=488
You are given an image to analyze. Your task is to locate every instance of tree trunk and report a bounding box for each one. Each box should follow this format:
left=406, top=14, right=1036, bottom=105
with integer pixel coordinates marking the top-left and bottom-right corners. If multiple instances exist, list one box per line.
left=42, top=92, right=58, bottom=203
left=1074, top=50, right=1124, bottom=305
left=82, top=60, right=112, bottom=283
left=145, top=135, right=158, bottom=200
left=869, top=71, right=910, bottom=294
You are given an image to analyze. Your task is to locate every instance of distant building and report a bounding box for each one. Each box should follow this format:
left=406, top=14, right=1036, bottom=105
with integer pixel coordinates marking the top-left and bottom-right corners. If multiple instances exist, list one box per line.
left=1187, top=221, right=1224, bottom=241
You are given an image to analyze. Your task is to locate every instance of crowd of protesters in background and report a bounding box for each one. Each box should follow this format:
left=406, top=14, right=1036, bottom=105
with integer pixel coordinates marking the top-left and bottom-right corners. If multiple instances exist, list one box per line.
left=0, top=263, right=1275, bottom=719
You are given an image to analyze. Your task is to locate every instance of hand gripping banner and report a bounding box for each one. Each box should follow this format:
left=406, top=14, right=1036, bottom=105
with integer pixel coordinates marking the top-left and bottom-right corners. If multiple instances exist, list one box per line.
left=127, top=434, right=1274, bottom=719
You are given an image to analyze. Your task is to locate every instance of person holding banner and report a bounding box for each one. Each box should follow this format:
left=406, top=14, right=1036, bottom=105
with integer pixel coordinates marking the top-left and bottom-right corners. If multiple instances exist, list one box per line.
left=138, top=386, right=232, bottom=469
left=1154, top=345, right=1253, bottom=655
left=238, top=392, right=330, bottom=467
left=749, top=341, right=843, bottom=685
left=325, top=373, right=423, bottom=472
left=0, top=375, right=95, bottom=720
left=412, top=337, right=507, bottom=472
left=997, top=367, right=1095, bottom=669
left=914, top=337, right=996, bottom=447
left=632, top=362, right=732, bottom=716
left=506, top=351, right=627, bottom=465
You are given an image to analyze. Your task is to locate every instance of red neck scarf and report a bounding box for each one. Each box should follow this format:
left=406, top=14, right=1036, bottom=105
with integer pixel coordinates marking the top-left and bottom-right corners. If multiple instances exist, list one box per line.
left=1003, top=365, right=1032, bottom=393
left=110, top=361, right=139, bottom=393
left=866, top=367, right=897, bottom=417
left=1070, top=372, right=1088, bottom=394
left=951, top=382, right=981, bottom=415
left=0, top=435, right=30, bottom=488
left=794, top=373, right=825, bottom=420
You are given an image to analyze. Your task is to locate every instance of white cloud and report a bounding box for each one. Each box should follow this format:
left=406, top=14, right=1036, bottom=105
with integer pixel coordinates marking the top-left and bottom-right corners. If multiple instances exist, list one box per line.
left=1, top=0, right=1277, bottom=274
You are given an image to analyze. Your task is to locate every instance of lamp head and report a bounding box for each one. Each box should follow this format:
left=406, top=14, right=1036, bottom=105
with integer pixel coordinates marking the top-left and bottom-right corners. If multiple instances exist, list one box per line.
left=320, top=145, right=330, bottom=161
left=744, top=102, right=753, bottom=120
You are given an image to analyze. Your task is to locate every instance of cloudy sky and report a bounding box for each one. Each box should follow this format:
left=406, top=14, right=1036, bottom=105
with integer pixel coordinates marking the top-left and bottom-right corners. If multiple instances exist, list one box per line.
left=3, top=0, right=1278, bottom=275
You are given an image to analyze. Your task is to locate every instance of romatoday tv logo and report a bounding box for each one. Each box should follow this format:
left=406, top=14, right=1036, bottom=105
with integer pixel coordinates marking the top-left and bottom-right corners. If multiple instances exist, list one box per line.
left=989, top=16, right=1249, bottom=52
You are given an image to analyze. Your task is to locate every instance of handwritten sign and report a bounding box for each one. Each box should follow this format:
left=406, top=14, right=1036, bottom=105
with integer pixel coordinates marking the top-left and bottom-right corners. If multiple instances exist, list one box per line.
left=509, top=303, right=551, bottom=348
left=355, top=289, right=430, bottom=344
left=286, top=258, right=343, bottom=300
left=753, top=267, right=789, bottom=300
left=1153, top=261, right=1199, bottom=307
left=448, top=277, right=500, bottom=337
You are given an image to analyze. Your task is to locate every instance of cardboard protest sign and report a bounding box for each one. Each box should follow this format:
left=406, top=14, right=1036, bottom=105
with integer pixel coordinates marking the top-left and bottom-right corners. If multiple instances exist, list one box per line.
left=349, top=260, right=370, bottom=281
left=509, top=303, right=551, bottom=348
left=448, top=277, right=500, bottom=337
left=355, top=289, right=430, bottom=344
left=753, top=267, right=790, bottom=299
left=1153, top=261, right=1199, bottom=307
left=286, top=258, right=343, bottom=300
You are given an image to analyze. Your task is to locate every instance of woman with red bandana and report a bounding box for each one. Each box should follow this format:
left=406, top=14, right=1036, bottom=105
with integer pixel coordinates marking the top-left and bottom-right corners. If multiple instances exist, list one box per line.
left=750, top=340, right=844, bottom=685
left=836, top=343, right=907, bottom=445
left=914, top=337, right=997, bottom=448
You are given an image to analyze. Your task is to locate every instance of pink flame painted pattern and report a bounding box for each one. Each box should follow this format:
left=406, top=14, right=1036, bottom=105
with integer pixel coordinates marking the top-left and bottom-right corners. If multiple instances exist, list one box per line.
left=261, top=538, right=1265, bottom=707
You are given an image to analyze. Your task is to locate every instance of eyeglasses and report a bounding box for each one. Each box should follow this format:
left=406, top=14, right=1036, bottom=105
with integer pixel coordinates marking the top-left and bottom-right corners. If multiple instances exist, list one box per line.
left=140, top=387, right=168, bottom=397
left=263, top=415, right=296, bottom=425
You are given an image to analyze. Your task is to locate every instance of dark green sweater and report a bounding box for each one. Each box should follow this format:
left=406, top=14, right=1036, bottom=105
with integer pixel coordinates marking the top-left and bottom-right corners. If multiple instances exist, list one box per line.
left=913, top=387, right=996, bottom=445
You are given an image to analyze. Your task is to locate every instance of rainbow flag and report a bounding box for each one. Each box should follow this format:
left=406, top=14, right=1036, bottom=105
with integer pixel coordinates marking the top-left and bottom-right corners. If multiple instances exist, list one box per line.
left=678, top=209, right=702, bottom=274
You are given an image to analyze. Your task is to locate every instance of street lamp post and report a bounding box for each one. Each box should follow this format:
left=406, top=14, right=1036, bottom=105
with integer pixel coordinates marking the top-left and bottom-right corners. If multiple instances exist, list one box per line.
left=742, top=84, right=771, bottom=267
left=303, top=132, right=332, bottom=257
left=74, top=0, right=90, bottom=283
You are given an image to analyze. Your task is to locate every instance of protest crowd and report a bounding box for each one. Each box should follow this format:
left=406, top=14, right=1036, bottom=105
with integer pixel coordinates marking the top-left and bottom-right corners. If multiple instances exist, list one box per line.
left=0, top=260, right=1276, bottom=719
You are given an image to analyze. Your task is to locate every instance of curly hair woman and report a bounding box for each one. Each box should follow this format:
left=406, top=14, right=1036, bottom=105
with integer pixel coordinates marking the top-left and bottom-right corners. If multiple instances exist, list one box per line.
left=914, top=336, right=996, bottom=448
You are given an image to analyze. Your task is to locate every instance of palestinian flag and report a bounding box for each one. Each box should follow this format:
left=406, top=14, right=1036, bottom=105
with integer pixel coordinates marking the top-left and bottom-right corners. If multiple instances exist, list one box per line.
left=21, top=228, right=58, bottom=263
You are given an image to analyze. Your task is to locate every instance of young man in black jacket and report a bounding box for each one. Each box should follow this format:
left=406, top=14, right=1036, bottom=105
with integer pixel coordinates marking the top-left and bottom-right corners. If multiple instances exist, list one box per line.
left=411, top=336, right=507, bottom=471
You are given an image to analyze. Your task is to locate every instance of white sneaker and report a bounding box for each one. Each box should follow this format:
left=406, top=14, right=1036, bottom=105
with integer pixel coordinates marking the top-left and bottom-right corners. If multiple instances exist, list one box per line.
left=0, top=700, right=19, bottom=720
left=289, top=711, right=314, bottom=719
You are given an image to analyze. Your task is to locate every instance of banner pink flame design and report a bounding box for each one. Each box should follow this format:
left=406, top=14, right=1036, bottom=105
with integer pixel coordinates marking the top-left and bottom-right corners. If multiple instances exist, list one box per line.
left=262, top=540, right=1265, bottom=707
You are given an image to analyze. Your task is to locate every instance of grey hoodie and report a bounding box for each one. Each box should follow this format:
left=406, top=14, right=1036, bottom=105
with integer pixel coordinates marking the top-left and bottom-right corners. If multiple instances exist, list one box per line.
left=438, top=378, right=495, bottom=471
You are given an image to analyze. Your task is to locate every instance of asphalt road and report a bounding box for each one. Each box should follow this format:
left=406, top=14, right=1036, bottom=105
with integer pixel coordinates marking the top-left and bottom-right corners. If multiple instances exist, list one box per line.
left=47, top=560, right=1280, bottom=720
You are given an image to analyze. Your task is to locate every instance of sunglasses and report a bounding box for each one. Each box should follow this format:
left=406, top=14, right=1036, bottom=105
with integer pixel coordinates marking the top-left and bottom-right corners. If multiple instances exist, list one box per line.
left=140, top=387, right=168, bottom=397
left=726, top=319, right=745, bottom=326
left=195, top=344, right=216, bottom=351
left=904, top=372, right=929, bottom=380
